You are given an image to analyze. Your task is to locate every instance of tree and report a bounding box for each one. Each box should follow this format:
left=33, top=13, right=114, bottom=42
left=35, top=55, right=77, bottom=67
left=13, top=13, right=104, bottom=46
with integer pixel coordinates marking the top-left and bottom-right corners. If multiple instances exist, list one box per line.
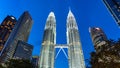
left=0, top=64, right=5, bottom=68
left=90, top=39, right=120, bottom=68
left=5, top=59, right=33, bottom=68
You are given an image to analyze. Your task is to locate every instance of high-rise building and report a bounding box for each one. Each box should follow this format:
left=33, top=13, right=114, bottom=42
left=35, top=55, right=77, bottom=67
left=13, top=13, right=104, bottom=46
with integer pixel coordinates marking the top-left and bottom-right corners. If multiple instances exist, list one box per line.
left=13, top=40, right=33, bottom=60
left=39, top=10, right=85, bottom=68
left=89, top=27, right=108, bottom=53
left=0, top=16, right=16, bottom=53
left=67, top=10, right=85, bottom=68
left=32, top=56, right=39, bottom=68
left=103, top=0, right=120, bottom=26
left=39, top=12, right=56, bottom=68
left=0, top=11, right=33, bottom=62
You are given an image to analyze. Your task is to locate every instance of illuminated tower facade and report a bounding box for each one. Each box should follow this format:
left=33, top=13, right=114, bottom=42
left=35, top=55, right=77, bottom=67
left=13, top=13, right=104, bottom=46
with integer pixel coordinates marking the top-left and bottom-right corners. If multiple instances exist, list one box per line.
left=67, top=10, right=85, bottom=68
left=89, top=27, right=108, bottom=53
left=39, top=12, right=56, bottom=68
left=39, top=10, right=85, bottom=68
left=0, top=11, right=33, bottom=62
left=103, top=0, right=120, bottom=26
left=0, top=16, right=16, bottom=53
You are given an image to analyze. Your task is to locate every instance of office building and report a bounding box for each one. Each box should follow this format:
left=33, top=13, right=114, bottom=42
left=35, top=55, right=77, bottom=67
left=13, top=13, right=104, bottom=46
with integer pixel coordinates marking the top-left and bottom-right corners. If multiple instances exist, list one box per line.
left=0, top=16, right=16, bottom=53
left=103, top=0, right=120, bottom=26
left=32, top=56, right=39, bottom=68
left=0, top=11, right=33, bottom=62
left=89, top=27, right=108, bottom=53
left=13, top=40, right=33, bottom=60
left=39, top=12, right=56, bottom=68
left=67, top=10, right=85, bottom=68
left=39, top=10, right=85, bottom=68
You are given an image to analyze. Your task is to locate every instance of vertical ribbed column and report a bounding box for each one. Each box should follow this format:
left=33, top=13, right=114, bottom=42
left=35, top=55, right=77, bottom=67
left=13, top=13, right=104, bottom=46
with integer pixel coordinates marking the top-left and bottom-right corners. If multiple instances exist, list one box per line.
left=39, top=12, right=56, bottom=68
left=67, top=9, right=85, bottom=68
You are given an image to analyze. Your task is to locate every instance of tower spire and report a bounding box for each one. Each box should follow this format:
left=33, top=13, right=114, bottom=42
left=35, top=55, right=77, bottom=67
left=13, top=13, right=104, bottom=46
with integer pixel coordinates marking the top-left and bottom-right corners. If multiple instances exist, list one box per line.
left=48, top=11, right=55, bottom=17
left=69, top=7, right=71, bottom=11
left=47, top=11, right=55, bottom=21
left=39, top=11, right=56, bottom=68
left=68, top=8, right=74, bottom=18
left=67, top=8, right=78, bottom=30
left=45, top=11, right=56, bottom=30
left=67, top=8, right=85, bottom=68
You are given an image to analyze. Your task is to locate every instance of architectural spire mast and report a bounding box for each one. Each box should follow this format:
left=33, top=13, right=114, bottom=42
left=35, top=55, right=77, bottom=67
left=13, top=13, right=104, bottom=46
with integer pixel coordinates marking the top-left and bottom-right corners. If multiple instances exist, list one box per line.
left=39, top=9, right=85, bottom=68
left=39, top=11, right=56, bottom=68
left=67, top=9, right=85, bottom=68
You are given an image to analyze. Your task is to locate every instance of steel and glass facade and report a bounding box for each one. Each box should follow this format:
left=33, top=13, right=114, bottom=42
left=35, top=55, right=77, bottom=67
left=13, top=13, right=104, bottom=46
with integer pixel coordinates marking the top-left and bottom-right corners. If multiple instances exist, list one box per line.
left=103, top=0, right=120, bottom=26
left=67, top=10, right=85, bottom=68
left=39, top=12, right=56, bottom=68
left=0, top=11, right=33, bottom=62
left=0, top=16, right=16, bottom=53
left=13, top=40, right=33, bottom=60
left=39, top=10, right=85, bottom=68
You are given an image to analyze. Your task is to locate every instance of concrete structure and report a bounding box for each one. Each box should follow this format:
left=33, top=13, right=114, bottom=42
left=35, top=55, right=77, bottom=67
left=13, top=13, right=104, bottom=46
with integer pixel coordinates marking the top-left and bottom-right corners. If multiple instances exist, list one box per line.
left=89, top=27, right=108, bottom=53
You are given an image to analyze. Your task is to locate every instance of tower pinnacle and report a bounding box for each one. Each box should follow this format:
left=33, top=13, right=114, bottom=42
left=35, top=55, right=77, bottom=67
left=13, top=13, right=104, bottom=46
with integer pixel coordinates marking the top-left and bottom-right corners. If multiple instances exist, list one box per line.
left=67, top=8, right=85, bottom=68
left=39, top=10, right=85, bottom=68
left=47, top=11, right=56, bottom=22
left=48, top=11, right=55, bottom=17
left=68, top=9, right=74, bottom=18
left=45, top=11, right=56, bottom=30
left=39, top=11, right=56, bottom=68
left=67, top=9, right=78, bottom=30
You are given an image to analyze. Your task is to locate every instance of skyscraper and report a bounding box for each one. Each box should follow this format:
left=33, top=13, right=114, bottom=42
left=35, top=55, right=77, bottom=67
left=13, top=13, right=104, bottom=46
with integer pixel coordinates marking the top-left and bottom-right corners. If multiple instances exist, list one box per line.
left=103, top=0, right=120, bottom=26
left=67, top=10, right=85, bottom=68
left=32, top=56, right=39, bottom=68
left=0, top=11, right=33, bottom=62
left=0, top=16, right=16, bottom=53
left=13, top=40, right=33, bottom=60
left=89, top=27, right=108, bottom=53
left=39, top=10, right=85, bottom=68
left=39, top=12, right=56, bottom=68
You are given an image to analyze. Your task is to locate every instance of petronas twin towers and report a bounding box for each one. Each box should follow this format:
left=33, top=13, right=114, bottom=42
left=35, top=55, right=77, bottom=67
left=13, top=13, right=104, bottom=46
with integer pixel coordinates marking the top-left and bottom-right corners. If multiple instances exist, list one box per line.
left=39, top=10, right=85, bottom=68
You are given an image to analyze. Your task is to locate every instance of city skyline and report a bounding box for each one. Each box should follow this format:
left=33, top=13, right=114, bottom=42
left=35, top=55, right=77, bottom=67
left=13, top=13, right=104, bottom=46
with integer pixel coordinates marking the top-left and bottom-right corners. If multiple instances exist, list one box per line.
left=0, top=11, right=33, bottom=62
left=0, top=0, right=120, bottom=67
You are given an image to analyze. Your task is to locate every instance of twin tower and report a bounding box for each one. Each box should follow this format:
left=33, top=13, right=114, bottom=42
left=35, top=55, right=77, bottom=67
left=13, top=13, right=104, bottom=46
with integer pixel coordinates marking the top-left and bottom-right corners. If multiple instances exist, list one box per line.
left=39, top=10, right=85, bottom=68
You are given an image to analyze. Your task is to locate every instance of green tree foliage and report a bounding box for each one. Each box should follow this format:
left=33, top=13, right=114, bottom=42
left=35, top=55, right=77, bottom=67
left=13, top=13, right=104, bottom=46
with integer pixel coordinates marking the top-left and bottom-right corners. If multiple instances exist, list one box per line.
left=5, top=59, right=33, bottom=68
left=90, top=39, right=120, bottom=68
left=0, top=64, right=5, bottom=68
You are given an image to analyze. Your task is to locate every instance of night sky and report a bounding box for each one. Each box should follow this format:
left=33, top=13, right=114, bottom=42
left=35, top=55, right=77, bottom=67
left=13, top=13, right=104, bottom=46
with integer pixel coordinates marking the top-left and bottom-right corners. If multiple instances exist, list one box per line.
left=0, top=0, right=120, bottom=68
